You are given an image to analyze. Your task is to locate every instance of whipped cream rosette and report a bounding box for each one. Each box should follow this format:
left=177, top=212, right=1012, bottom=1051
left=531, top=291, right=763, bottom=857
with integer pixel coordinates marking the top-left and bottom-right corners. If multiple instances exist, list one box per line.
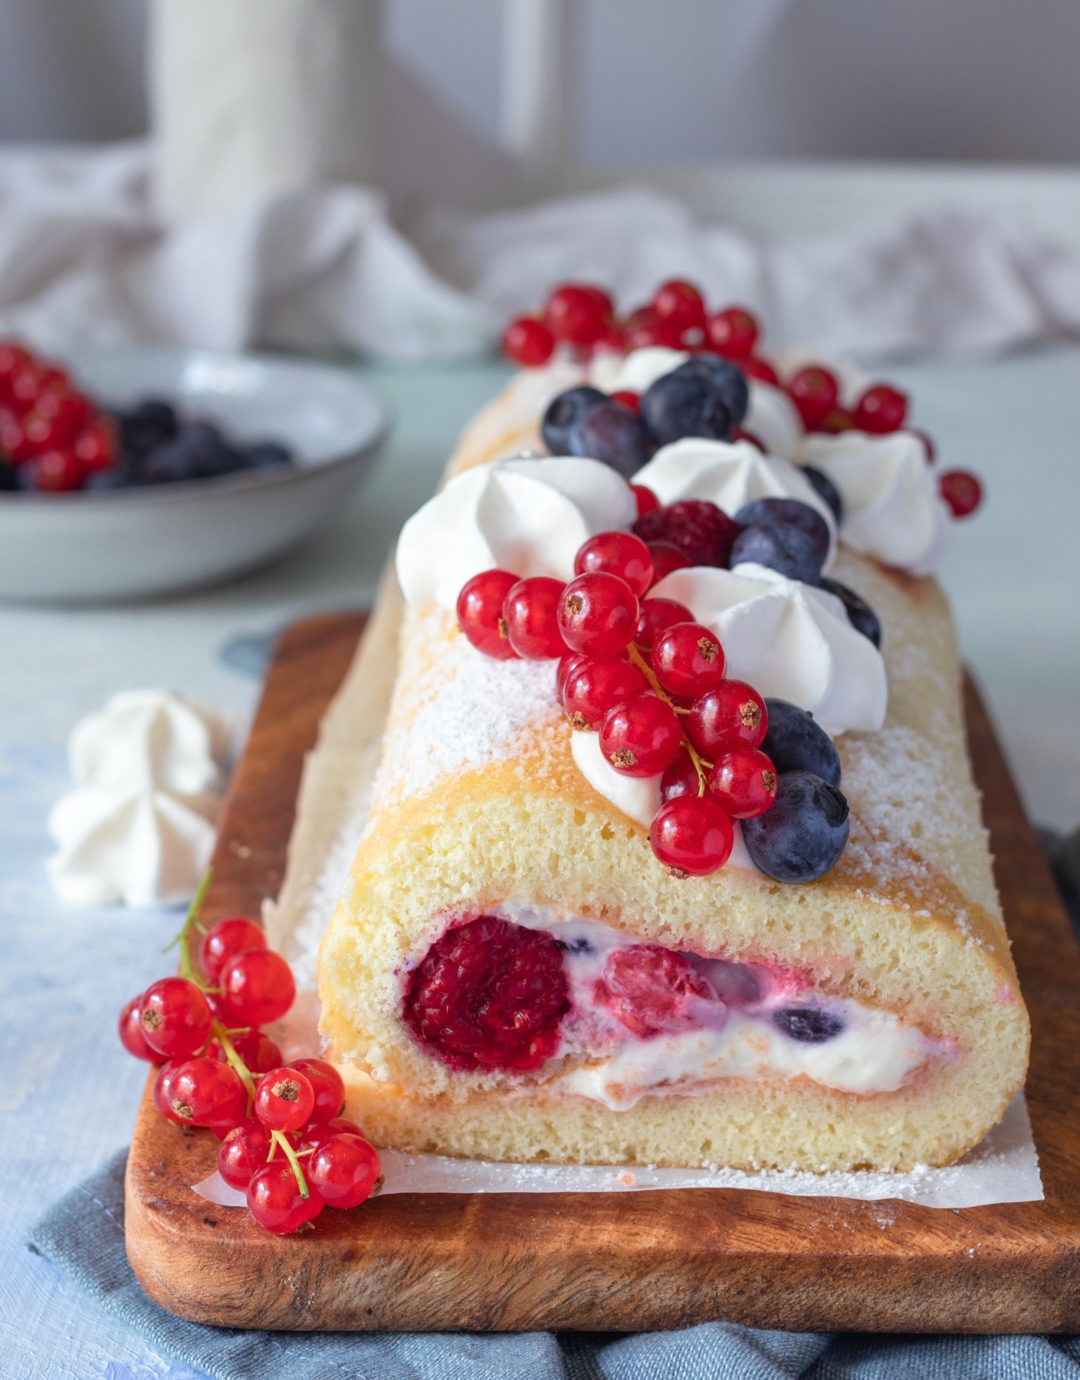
left=799, top=430, right=952, bottom=576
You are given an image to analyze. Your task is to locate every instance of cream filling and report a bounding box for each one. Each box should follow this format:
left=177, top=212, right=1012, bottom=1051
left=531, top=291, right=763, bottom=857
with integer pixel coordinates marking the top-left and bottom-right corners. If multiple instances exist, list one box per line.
left=496, top=909, right=948, bottom=1109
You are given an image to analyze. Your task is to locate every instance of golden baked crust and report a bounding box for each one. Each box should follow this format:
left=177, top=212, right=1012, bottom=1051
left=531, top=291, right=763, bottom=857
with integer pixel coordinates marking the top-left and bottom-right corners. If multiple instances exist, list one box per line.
left=318, top=370, right=1030, bottom=1172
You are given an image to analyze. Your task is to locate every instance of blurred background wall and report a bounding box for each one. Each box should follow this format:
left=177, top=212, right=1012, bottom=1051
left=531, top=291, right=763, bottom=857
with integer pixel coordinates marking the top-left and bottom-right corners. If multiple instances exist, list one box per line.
left=1, top=0, right=1078, bottom=165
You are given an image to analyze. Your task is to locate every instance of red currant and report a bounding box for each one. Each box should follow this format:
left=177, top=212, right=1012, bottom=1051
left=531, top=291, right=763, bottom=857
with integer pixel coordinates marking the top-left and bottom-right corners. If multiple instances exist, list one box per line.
left=167, top=1056, right=248, bottom=1128
left=561, top=655, right=647, bottom=730
left=308, top=1133, right=382, bottom=1209
left=255, top=1066, right=316, bottom=1132
left=229, top=1028, right=283, bottom=1074
left=650, top=794, right=734, bottom=874
left=660, top=750, right=702, bottom=801
left=645, top=541, right=692, bottom=584
left=287, top=1057, right=345, bottom=1123
left=119, top=994, right=165, bottom=1063
left=853, top=383, right=908, bottom=433
left=198, top=916, right=266, bottom=982
left=632, top=483, right=659, bottom=517
left=298, top=1116, right=365, bottom=1154
left=652, top=279, right=706, bottom=334
left=705, top=306, right=760, bottom=359
left=246, top=1162, right=324, bottom=1234
left=685, top=680, right=768, bottom=756
left=574, top=531, right=653, bottom=597
left=502, top=575, right=567, bottom=659
left=609, top=389, right=640, bottom=414
left=591, top=325, right=628, bottom=355
left=741, top=356, right=780, bottom=386
left=73, top=420, right=118, bottom=473
left=623, top=306, right=683, bottom=351
left=600, top=694, right=683, bottom=777
left=821, top=407, right=854, bottom=434
left=139, top=977, right=214, bottom=1059
left=939, top=469, right=983, bottom=518
left=24, top=448, right=83, bottom=492
left=218, top=1117, right=274, bottom=1189
left=152, top=1062, right=185, bottom=1124
left=501, top=316, right=555, bottom=367
left=707, top=748, right=778, bottom=818
left=456, top=568, right=520, bottom=660
left=544, top=283, right=610, bottom=346
left=913, top=429, right=937, bottom=464
left=787, top=365, right=840, bottom=431
left=216, top=948, right=296, bottom=1027
left=558, top=571, right=639, bottom=657
left=651, top=622, right=726, bottom=698
left=633, top=596, right=694, bottom=654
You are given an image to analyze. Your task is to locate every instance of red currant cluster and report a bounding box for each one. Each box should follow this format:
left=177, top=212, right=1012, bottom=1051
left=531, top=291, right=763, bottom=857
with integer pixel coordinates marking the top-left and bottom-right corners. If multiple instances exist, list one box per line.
left=457, top=531, right=778, bottom=877
left=119, top=876, right=381, bottom=1235
left=0, top=341, right=117, bottom=492
left=500, top=278, right=983, bottom=521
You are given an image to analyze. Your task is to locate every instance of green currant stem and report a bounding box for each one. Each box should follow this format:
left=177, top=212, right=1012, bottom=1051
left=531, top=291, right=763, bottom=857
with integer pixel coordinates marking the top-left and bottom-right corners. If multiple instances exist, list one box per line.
left=626, top=644, right=711, bottom=796
left=165, top=868, right=214, bottom=980
left=272, top=1129, right=311, bottom=1200
left=212, top=1021, right=256, bottom=1102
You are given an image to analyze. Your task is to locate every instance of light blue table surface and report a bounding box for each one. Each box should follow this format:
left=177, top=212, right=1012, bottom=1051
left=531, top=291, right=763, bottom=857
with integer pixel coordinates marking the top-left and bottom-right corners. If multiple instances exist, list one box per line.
left=3, top=353, right=1079, bottom=1379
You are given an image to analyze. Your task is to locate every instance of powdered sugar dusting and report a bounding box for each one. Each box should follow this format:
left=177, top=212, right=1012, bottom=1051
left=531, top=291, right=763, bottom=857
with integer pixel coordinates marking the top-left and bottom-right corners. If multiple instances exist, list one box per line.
left=372, top=606, right=562, bottom=812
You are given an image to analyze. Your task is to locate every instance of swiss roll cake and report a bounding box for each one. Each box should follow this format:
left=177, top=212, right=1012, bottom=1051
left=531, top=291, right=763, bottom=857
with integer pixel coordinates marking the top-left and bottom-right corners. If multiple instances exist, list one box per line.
left=317, top=346, right=1029, bottom=1172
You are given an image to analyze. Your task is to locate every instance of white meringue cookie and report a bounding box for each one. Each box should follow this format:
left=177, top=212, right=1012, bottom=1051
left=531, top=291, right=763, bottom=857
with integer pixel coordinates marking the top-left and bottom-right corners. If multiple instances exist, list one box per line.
left=47, top=785, right=219, bottom=908
left=396, top=455, right=637, bottom=610
left=798, top=430, right=952, bottom=576
left=654, top=563, right=887, bottom=736
left=69, top=688, right=229, bottom=795
left=633, top=437, right=837, bottom=567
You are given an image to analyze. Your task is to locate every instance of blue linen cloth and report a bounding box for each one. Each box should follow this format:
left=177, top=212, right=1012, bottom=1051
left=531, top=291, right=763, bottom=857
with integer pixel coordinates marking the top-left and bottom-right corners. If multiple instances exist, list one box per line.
left=26, top=829, right=1080, bottom=1380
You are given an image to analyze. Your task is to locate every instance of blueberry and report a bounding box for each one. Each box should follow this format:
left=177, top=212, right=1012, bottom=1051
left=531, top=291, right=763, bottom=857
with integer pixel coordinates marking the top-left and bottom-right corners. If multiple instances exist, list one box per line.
left=733, top=497, right=831, bottom=568
left=802, top=464, right=844, bottom=523
left=0, top=460, right=16, bottom=491
left=819, top=577, right=882, bottom=648
left=556, top=936, right=596, bottom=956
left=244, top=441, right=294, bottom=471
left=730, top=522, right=824, bottom=584
left=82, top=468, right=132, bottom=491
left=773, top=1006, right=846, bottom=1042
left=741, top=770, right=850, bottom=883
left=119, top=398, right=180, bottom=455
left=761, top=699, right=841, bottom=785
left=640, top=358, right=748, bottom=446
left=542, top=386, right=607, bottom=454
left=681, top=355, right=751, bottom=429
left=568, top=401, right=651, bottom=478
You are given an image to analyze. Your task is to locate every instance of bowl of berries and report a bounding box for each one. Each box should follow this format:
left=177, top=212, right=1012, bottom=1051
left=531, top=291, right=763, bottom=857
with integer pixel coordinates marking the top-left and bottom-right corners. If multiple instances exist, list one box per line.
left=0, top=342, right=389, bottom=603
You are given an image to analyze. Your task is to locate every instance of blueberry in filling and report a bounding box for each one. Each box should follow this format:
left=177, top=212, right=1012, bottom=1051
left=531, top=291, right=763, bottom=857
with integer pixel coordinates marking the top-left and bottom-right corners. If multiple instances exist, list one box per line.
left=773, top=1007, right=846, bottom=1043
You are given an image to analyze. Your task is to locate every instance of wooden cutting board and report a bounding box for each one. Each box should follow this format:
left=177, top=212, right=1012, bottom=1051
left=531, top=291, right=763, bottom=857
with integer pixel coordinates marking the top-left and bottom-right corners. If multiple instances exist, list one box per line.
left=125, top=611, right=1080, bottom=1334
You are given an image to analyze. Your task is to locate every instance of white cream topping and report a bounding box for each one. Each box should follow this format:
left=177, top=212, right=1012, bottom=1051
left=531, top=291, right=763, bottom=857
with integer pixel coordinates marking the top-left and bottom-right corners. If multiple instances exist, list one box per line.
left=798, top=430, right=952, bottom=576
left=496, top=909, right=943, bottom=1106
left=744, top=381, right=804, bottom=459
left=396, top=455, right=637, bottom=610
left=568, top=730, right=759, bottom=871
left=600, top=345, right=690, bottom=393
left=654, top=564, right=887, bottom=736
left=634, top=437, right=836, bottom=564
left=48, top=689, right=229, bottom=908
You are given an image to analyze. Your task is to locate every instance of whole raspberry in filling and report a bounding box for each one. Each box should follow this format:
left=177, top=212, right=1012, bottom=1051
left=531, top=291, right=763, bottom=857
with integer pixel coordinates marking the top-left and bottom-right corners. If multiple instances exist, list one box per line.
left=596, top=945, right=716, bottom=1039
left=403, top=916, right=570, bottom=1072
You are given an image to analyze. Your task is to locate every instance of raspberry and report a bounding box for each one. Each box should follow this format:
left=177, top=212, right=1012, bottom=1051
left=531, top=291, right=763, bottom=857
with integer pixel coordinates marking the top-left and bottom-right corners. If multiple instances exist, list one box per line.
left=634, top=499, right=739, bottom=568
left=596, top=945, right=715, bottom=1038
left=403, top=916, right=569, bottom=1072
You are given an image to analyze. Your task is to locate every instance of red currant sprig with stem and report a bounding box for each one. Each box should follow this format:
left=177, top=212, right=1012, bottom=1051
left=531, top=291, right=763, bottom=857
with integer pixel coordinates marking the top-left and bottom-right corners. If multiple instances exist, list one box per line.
left=153, top=872, right=314, bottom=1206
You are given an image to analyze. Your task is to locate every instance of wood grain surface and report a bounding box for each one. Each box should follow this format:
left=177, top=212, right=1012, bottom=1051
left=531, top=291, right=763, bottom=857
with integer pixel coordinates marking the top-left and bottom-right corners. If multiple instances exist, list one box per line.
left=125, top=611, right=1080, bottom=1334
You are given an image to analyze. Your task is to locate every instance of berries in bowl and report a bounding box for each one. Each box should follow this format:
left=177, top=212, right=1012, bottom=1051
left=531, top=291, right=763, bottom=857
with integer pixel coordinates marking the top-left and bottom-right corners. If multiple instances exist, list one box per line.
left=0, top=344, right=389, bottom=602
